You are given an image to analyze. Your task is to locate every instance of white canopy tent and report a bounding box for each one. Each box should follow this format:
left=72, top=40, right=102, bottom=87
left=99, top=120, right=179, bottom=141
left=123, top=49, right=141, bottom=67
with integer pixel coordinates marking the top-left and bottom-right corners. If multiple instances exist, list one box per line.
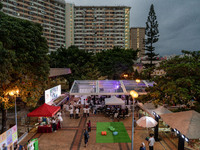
left=105, top=96, right=125, bottom=105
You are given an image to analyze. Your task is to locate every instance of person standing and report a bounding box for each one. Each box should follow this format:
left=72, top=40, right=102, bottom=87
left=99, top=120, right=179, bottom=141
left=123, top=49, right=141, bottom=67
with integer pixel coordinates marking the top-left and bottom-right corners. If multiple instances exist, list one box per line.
left=60, top=103, right=63, bottom=112
left=75, top=107, right=79, bottom=119
left=69, top=108, right=74, bottom=119
left=2, top=143, right=7, bottom=150
left=140, top=142, right=146, bottom=150
left=87, top=120, right=91, bottom=132
left=27, top=140, right=34, bottom=150
left=125, top=106, right=129, bottom=115
left=139, top=109, right=143, bottom=119
left=84, top=129, right=89, bottom=147
left=51, top=118, right=57, bottom=132
left=148, top=134, right=155, bottom=150
left=83, top=107, right=87, bottom=117
left=86, top=107, right=90, bottom=117
left=57, top=114, right=63, bottom=128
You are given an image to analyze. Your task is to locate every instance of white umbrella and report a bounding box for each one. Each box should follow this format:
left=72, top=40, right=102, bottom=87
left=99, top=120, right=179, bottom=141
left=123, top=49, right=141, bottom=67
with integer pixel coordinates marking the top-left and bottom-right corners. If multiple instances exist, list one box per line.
left=136, top=116, right=158, bottom=128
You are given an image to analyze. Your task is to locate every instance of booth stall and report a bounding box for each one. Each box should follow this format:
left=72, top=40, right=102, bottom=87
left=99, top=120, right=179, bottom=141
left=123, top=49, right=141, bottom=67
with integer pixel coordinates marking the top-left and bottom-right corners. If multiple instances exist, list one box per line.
left=27, top=103, right=60, bottom=133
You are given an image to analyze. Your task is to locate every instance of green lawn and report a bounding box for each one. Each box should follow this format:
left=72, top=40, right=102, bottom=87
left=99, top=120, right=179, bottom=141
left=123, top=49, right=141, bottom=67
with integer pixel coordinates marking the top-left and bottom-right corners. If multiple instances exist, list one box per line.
left=96, top=122, right=131, bottom=143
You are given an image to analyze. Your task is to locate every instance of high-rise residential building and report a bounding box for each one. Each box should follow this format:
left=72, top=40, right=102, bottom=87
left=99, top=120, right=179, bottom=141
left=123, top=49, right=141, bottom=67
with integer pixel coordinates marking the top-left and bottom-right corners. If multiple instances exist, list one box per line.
left=1, top=1, right=131, bottom=53
left=130, top=27, right=145, bottom=57
left=65, top=3, right=74, bottom=48
left=70, top=5, right=131, bottom=53
left=1, top=0, right=66, bottom=52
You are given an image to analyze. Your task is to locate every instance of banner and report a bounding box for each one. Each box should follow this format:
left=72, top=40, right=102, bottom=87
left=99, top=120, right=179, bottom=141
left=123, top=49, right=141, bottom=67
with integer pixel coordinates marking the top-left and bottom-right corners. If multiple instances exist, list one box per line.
left=0, top=125, right=18, bottom=149
left=12, top=125, right=18, bottom=144
left=0, top=132, right=7, bottom=149
left=45, top=85, right=61, bottom=104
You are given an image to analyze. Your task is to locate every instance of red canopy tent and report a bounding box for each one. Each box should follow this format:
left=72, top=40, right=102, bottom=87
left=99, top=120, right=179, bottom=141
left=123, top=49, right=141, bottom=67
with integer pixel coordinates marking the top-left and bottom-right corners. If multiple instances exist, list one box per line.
left=27, top=103, right=60, bottom=117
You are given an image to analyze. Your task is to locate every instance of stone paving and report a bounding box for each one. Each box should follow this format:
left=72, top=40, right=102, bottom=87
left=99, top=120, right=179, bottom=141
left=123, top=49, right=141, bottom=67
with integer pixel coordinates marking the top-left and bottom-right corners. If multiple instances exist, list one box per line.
left=19, top=110, right=178, bottom=150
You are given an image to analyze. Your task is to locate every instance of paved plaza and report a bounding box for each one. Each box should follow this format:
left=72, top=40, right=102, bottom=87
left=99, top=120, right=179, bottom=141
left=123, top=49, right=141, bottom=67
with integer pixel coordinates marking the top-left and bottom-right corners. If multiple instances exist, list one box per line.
left=20, top=111, right=179, bottom=150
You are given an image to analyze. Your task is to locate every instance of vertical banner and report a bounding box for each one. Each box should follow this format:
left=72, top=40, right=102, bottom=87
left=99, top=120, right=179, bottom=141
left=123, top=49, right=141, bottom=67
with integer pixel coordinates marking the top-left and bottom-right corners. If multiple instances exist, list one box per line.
left=12, top=125, right=18, bottom=144
left=0, top=125, right=18, bottom=149
left=0, top=132, right=7, bottom=149
left=6, top=128, right=13, bottom=146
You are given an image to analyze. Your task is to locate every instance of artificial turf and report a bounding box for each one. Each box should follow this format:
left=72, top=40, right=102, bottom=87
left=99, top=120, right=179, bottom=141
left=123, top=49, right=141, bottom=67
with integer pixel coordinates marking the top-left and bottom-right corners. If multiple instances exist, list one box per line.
left=96, top=122, right=131, bottom=143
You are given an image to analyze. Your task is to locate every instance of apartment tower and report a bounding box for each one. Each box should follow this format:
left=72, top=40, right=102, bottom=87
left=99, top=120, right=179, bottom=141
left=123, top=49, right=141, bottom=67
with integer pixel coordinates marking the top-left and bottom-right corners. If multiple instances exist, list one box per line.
left=1, top=1, right=131, bottom=53
left=71, top=5, right=131, bottom=53
left=1, top=0, right=67, bottom=52
left=130, top=27, right=145, bottom=57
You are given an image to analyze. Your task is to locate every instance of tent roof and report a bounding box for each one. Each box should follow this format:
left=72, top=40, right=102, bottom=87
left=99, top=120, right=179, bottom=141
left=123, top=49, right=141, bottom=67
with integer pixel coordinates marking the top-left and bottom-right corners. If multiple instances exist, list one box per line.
left=49, top=68, right=71, bottom=77
left=70, top=80, right=154, bottom=96
left=153, top=106, right=172, bottom=115
left=137, top=103, right=154, bottom=118
left=27, top=103, right=60, bottom=117
left=105, top=96, right=125, bottom=105
left=161, top=110, right=200, bottom=139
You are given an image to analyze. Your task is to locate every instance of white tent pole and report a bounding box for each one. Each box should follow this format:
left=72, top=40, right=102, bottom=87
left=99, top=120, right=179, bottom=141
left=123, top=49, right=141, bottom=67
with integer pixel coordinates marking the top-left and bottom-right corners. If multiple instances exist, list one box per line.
left=96, top=80, right=99, bottom=94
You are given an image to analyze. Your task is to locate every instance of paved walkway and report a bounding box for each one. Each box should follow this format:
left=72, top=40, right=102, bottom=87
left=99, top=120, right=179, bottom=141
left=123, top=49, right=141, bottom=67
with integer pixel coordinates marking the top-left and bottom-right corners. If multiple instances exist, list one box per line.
left=70, top=117, right=87, bottom=150
left=19, top=111, right=181, bottom=150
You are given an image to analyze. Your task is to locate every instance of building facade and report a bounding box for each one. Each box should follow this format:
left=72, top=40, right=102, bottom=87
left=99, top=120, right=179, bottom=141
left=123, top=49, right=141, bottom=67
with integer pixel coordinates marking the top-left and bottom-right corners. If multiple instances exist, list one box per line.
left=130, top=27, right=145, bottom=57
left=1, top=0, right=66, bottom=52
left=72, top=6, right=130, bottom=53
left=1, top=1, right=131, bottom=53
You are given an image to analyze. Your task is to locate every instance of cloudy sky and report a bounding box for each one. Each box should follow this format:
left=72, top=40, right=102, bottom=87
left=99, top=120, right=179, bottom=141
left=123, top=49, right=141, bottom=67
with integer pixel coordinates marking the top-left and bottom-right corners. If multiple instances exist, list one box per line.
left=66, top=0, right=200, bottom=56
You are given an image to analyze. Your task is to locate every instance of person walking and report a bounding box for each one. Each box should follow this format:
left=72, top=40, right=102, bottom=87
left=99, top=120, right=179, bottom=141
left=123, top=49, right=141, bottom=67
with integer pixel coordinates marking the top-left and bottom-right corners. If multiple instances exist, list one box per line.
left=84, top=129, right=89, bottom=147
left=140, top=142, right=146, bottom=150
left=148, top=134, right=155, bottom=150
left=87, top=120, right=91, bottom=132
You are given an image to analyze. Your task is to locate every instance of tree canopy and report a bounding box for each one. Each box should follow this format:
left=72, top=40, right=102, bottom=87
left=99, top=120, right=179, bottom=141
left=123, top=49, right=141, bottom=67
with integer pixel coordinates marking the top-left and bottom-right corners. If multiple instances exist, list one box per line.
left=95, top=47, right=138, bottom=79
left=138, top=50, right=200, bottom=112
left=0, top=11, right=49, bottom=132
left=49, top=46, right=100, bottom=86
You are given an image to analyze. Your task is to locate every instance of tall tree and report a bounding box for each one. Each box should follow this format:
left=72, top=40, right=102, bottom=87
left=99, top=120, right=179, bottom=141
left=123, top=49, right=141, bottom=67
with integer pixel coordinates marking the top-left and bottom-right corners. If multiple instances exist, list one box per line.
left=49, top=46, right=100, bottom=87
left=95, top=47, right=137, bottom=79
left=0, top=11, right=49, bottom=133
left=145, top=4, right=159, bottom=69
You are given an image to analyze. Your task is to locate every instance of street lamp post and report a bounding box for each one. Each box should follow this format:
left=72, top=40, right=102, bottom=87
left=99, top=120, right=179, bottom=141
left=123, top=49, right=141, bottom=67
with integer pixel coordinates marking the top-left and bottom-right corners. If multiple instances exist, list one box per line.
left=9, top=90, right=19, bottom=127
left=130, top=90, right=138, bottom=150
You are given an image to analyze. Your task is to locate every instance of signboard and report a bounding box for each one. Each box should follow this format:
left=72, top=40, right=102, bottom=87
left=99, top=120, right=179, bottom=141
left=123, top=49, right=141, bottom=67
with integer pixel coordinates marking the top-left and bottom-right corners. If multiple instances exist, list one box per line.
left=12, top=125, right=18, bottom=144
left=45, top=85, right=61, bottom=104
left=0, top=125, right=18, bottom=149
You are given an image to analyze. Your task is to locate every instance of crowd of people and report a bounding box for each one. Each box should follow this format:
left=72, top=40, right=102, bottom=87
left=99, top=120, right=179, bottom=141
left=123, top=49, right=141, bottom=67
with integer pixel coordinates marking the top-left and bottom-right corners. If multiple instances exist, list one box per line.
left=62, top=101, right=91, bottom=119
left=13, top=95, right=157, bottom=150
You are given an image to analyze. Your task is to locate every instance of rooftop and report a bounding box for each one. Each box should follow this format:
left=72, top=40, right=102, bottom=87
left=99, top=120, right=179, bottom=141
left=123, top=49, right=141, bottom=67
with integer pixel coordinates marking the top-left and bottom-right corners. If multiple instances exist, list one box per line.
left=70, top=80, right=154, bottom=95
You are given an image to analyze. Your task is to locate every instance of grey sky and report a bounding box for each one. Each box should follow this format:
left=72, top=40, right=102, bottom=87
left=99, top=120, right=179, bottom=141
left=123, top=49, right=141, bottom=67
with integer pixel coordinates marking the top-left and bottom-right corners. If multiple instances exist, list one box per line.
left=66, top=0, right=200, bottom=56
